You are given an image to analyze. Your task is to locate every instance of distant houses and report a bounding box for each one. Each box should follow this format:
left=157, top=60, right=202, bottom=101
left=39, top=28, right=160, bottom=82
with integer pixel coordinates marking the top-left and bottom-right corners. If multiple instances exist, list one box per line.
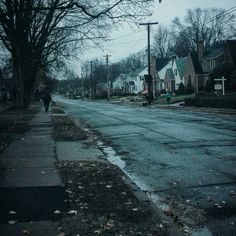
left=112, top=56, right=188, bottom=95
left=112, top=68, right=147, bottom=95
left=111, top=39, right=236, bottom=96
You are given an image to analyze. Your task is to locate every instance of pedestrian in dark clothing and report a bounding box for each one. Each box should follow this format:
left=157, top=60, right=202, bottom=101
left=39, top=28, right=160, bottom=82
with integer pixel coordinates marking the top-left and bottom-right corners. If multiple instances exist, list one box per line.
left=166, top=91, right=171, bottom=104
left=42, top=92, right=51, bottom=112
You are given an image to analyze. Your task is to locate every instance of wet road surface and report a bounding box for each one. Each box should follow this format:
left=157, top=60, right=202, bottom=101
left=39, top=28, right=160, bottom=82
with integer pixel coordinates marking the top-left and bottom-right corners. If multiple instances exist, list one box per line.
left=55, top=96, right=236, bottom=235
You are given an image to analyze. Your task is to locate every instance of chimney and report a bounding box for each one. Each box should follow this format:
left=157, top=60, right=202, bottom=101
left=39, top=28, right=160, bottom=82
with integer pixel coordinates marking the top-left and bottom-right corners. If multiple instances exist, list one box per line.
left=197, top=40, right=204, bottom=62
left=171, top=55, right=176, bottom=66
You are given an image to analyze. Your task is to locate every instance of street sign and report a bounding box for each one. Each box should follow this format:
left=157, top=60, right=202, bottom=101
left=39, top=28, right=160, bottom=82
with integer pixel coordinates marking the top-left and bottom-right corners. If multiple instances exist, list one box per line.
left=214, top=76, right=226, bottom=95
left=214, top=84, right=222, bottom=90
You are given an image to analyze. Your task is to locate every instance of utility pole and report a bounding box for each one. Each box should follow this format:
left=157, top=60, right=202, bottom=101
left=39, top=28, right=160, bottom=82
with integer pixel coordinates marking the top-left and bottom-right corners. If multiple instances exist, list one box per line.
left=139, top=22, right=158, bottom=104
left=104, top=54, right=111, bottom=101
left=90, top=61, right=94, bottom=100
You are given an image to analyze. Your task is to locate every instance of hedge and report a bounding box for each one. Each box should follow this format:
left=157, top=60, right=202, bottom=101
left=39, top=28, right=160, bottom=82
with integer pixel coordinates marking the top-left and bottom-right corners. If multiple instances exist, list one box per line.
left=184, top=95, right=236, bottom=109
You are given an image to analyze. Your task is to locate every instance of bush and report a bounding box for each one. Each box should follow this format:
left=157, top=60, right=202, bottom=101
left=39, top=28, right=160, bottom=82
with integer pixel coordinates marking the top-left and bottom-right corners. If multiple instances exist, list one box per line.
left=185, top=81, right=194, bottom=94
left=184, top=95, right=236, bottom=109
left=176, top=82, right=185, bottom=95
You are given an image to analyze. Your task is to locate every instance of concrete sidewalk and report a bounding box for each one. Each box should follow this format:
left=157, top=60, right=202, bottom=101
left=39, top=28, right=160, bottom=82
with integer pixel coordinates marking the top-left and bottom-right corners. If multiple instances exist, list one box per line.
left=0, top=109, right=65, bottom=235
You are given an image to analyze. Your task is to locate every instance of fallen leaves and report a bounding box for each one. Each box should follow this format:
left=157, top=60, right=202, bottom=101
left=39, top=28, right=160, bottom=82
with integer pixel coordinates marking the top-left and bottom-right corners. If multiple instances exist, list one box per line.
left=68, top=210, right=77, bottom=215
left=8, top=220, right=17, bottom=224
left=56, top=160, right=164, bottom=235
left=54, top=210, right=61, bottom=214
left=22, top=229, right=30, bottom=235
left=9, top=210, right=17, bottom=215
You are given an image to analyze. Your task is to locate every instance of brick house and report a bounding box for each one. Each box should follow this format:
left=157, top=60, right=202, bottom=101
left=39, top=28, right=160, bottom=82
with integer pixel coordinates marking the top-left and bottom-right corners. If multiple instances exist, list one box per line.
left=184, top=41, right=224, bottom=92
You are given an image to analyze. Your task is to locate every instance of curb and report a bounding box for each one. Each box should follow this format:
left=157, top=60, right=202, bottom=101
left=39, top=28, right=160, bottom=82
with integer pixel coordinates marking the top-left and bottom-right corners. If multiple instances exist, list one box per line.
left=122, top=174, right=184, bottom=236
left=67, top=110, right=184, bottom=236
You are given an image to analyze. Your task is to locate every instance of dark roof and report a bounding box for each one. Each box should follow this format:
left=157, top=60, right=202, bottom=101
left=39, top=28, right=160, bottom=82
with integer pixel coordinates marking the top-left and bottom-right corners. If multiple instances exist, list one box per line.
left=226, top=40, right=236, bottom=65
left=175, top=57, right=187, bottom=78
left=204, top=42, right=224, bottom=59
left=205, top=47, right=224, bottom=59
left=165, top=68, right=175, bottom=80
left=190, top=52, right=202, bottom=74
left=156, top=58, right=170, bottom=71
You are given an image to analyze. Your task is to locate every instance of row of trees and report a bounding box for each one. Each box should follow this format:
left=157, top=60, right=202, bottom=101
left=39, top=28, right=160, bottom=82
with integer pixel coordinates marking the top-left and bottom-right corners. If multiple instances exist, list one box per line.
left=0, top=0, right=155, bottom=108
left=57, top=52, right=146, bottom=98
left=153, top=7, right=236, bottom=58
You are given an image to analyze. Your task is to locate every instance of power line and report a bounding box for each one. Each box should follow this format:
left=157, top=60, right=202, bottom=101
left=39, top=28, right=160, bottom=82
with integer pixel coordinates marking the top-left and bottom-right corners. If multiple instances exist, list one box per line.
left=106, top=38, right=146, bottom=47
left=110, top=29, right=146, bottom=40
left=204, top=6, right=236, bottom=25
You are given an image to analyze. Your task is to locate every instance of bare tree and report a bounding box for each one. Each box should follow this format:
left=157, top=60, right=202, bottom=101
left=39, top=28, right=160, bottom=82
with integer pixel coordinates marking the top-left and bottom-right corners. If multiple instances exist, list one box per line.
left=171, top=7, right=236, bottom=56
left=152, top=24, right=172, bottom=58
left=0, top=0, right=154, bottom=108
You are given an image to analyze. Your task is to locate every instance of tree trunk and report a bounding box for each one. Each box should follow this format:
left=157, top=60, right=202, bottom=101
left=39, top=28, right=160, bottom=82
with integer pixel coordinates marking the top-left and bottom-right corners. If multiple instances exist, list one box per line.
left=12, top=48, right=38, bottom=108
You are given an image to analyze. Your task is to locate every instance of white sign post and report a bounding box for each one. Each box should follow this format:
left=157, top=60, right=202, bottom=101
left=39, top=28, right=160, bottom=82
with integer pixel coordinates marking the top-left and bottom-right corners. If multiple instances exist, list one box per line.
left=214, top=76, right=226, bottom=96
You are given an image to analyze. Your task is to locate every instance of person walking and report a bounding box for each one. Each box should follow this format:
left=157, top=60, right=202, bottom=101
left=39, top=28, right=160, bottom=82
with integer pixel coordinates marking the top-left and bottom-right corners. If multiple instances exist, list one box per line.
left=166, top=91, right=171, bottom=104
left=42, top=91, right=51, bottom=112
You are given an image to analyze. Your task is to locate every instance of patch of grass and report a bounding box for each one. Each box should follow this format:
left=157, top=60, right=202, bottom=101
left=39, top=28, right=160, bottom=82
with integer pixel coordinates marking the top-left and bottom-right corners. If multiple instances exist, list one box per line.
left=156, top=94, right=195, bottom=105
left=51, top=114, right=74, bottom=126
left=51, top=106, right=65, bottom=114
left=51, top=114, right=87, bottom=141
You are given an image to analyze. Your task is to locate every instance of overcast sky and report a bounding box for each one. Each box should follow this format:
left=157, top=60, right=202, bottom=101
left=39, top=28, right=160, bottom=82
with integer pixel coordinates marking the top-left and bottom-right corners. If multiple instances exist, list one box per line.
left=71, top=0, right=236, bottom=75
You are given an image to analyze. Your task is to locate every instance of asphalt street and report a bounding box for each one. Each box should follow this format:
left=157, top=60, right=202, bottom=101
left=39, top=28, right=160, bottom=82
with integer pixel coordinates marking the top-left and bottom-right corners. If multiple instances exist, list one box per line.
left=55, top=96, right=236, bottom=235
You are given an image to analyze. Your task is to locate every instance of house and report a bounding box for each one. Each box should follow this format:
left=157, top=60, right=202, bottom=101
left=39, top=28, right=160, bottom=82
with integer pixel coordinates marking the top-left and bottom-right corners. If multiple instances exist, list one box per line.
left=156, top=58, right=172, bottom=92
left=156, top=57, right=187, bottom=93
left=184, top=41, right=224, bottom=92
left=112, top=68, right=146, bottom=95
left=127, top=67, right=146, bottom=94
left=112, top=73, right=127, bottom=95
left=172, top=57, right=187, bottom=90
left=164, top=68, right=175, bottom=92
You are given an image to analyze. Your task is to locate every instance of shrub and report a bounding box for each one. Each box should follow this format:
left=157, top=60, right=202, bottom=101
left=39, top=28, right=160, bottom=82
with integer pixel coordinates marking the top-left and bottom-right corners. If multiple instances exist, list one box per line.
left=177, top=82, right=185, bottom=95
left=184, top=95, right=236, bottom=109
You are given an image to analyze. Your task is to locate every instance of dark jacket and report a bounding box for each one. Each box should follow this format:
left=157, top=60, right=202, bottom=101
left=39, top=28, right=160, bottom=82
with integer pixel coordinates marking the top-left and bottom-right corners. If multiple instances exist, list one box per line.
left=42, top=93, right=51, bottom=103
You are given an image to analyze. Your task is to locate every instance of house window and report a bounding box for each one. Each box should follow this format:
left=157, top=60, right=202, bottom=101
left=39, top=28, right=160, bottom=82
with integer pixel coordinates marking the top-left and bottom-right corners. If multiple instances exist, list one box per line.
left=174, top=69, right=177, bottom=76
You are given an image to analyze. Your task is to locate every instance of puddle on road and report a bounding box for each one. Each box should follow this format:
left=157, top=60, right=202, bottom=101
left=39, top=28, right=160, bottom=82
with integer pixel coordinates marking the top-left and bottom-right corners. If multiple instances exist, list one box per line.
left=96, top=141, right=125, bottom=169
left=96, top=140, right=169, bottom=205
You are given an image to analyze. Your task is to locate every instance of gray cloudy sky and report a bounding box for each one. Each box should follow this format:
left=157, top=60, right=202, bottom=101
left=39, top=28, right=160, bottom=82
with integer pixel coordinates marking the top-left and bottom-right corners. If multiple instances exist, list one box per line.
left=71, top=0, right=236, bottom=74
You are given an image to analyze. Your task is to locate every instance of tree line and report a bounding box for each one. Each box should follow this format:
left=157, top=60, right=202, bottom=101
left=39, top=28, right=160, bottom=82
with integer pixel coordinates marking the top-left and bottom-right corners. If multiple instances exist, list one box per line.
left=0, top=0, right=154, bottom=108
left=153, top=7, right=235, bottom=58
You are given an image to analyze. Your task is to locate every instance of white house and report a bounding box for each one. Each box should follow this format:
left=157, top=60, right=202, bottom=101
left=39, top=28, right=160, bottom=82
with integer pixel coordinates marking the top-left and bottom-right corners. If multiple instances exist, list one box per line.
left=113, top=68, right=146, bottom=95
left=112, top=73, right=126, bottom=94
left=156, top=59, right=172, bottom=91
